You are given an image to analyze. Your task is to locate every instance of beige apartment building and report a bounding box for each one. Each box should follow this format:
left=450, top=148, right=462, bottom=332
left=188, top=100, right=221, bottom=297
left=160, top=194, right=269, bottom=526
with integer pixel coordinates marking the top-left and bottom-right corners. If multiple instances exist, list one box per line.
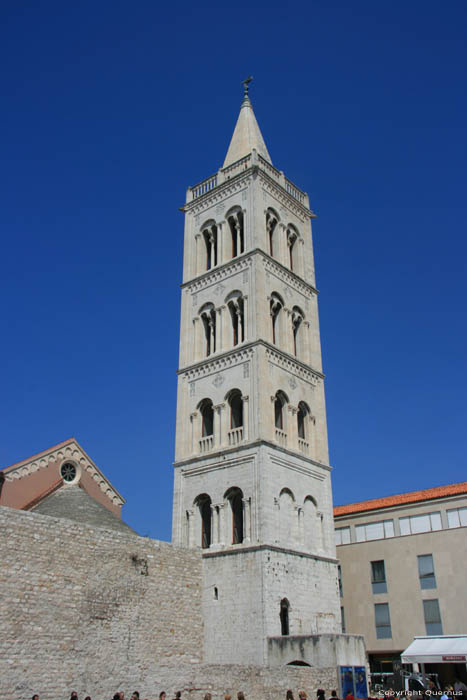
left=334, top=482, right=467, bottom=680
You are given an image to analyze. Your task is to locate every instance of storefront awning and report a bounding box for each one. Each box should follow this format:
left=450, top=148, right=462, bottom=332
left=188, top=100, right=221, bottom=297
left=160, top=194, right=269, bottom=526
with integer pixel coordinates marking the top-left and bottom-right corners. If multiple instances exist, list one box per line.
left=401, top=636, right=467, bottom=664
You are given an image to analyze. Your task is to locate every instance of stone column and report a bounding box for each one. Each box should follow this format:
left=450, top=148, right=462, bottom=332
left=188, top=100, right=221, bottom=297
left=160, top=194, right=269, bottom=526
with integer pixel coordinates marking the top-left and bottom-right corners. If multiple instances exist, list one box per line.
left=217, top=222, right=224, bottom=264
left=214, top=404, right=223, bottom=448
left=222, top=304, right=231, bottom=350
left=195, top=234, right=203, bottom=275
left=287, top=404, right=298, bottom=450
left=216, top=307, right=223, bottom=351
left=186, top=509, right=194, bottom=547
left=211, top=505, right=219, bottom=545
left=283, top=309, right=295, bottom=356
left=218, top=503, right=226, bottom=545
left=193, top=317, right=201, bottom=361
left=209, top=317, right=215, bottom=354
left=279, top=223, right=288, bottom=267
left=190, top=411, right=199, bottom=455
left=242, top=395, right=249, bottom=441
left=241, top=295, right=248, bottom=342
left=219, top=402, right=228, bottom=447
left=243, top=497, right=251, bottom=543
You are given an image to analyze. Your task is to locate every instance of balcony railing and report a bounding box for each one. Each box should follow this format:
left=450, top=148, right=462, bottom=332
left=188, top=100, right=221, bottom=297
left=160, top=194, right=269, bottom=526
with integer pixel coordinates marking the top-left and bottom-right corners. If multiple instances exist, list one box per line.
left=298, top=438, right=309, bottom=455
left=228, top=426, right=244, bottom=446
left=275, top=428, right=287, bottom=447
left=199, top=435, right=214, bottom=453
left=189, top=152, right=308, bottom=205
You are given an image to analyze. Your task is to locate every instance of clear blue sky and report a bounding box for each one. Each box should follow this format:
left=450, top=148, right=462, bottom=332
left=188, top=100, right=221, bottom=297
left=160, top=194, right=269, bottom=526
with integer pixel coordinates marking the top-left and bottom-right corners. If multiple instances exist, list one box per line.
left=2, top=1, right=466, bottom=539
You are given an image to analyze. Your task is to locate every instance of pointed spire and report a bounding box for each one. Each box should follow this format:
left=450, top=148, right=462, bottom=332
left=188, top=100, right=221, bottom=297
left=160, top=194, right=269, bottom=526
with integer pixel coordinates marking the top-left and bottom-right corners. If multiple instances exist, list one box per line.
left=223, top=77, right=272, bottom=168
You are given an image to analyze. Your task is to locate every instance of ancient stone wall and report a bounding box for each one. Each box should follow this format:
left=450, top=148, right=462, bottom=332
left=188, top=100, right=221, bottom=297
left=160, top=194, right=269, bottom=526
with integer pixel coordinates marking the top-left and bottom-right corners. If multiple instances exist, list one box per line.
left=0, top=506, right=204, bottom=700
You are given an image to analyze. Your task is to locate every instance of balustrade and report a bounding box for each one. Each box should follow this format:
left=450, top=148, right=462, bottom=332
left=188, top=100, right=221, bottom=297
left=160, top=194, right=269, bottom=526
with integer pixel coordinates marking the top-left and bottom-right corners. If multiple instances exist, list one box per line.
left=298, top=438, right=309, bottom=455
left=199, top=435, right=214, bottom=453
left=228, top=426, right=244, bottom=446
left=275, top=428, right=287, bottom=447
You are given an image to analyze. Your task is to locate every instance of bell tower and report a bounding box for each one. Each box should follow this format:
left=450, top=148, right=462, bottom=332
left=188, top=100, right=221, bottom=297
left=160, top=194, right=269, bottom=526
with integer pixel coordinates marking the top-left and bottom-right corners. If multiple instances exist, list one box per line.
left=172, top=83, right=343, bottom=666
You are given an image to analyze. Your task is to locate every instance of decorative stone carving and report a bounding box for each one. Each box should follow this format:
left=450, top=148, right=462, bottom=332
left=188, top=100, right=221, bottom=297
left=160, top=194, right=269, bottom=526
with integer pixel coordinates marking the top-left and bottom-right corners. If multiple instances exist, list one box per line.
left=189, top=382, right=195, bottom=397
left=265, top=346, right=321, bottom=387
left=184, top=347, right=254, bottom=381
left=214, top=283, right=226, bottom=297
left=212, top=374, right=225, bottom=388
left=187, top=256, right=252, bottom=294
left=288, top=377, right=297, bottom=390
left=263, top=255, right=316, bottom=298
left=243, top=363, right=250, bottom=378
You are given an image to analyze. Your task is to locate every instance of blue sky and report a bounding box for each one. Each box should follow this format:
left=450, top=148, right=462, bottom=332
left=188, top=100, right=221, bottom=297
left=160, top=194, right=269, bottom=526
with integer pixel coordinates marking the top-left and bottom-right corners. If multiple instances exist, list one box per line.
left=1, top=1, right=466, bottom=539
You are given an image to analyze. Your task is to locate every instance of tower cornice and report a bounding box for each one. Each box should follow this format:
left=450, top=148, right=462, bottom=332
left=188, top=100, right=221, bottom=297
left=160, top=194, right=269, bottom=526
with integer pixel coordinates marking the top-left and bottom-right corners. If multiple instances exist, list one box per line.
left=177, top=338, right=324, bottom=383
left=181, top=248, right=318, bottom=298
left=182, top=150, right=314, bottom=219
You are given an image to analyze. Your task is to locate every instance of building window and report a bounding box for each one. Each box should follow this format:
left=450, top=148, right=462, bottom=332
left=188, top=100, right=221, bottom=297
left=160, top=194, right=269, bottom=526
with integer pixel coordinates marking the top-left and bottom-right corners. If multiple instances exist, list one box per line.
left=355, top=520, right=394, bottom=542
left=195, top=494, right=212, bottom=549
left=447, top=507, right=467, bottom=528
left=371, top=560, right=387, bottom=594
left=341, top=606, right=346, bottom=633
left=423, top=599, right=443, bottom=635
left=270, top=292, right=283, bottom=345
left=338, top=565, right=343, bottom=597
left=375, top=603, right=392, bottom=639
left=418, top=554, right=437, bottom=589
left=227, top=210, right=244, bottom=258
left=286, top=225, right=298, bottom=271
left=280, top=598, right=290, bottom=636
left=227, top=294, right=245, bottom=346
left=60, top=462, right=77, bottom=482
left=266, top=209, right=279, bottom=257
left=202, top=225, right=217, bottom=270
left=292, top=306, right=305, bottom=358
left=335, top=527, right=351, bottom=545
left=200, top=304, right=216, bottom=356
left=399, top=512, right=442, bottom=536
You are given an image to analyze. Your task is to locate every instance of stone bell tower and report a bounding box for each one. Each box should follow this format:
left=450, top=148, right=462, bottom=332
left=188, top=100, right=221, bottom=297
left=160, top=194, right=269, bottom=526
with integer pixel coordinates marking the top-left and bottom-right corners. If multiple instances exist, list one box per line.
left=172, top=82, right=355, bottom=668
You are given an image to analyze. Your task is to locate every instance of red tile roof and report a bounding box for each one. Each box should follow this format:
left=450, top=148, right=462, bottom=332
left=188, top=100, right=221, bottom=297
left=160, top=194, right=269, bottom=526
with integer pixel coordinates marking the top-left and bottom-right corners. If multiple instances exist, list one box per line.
left=334, top=482, right=467, bottom=517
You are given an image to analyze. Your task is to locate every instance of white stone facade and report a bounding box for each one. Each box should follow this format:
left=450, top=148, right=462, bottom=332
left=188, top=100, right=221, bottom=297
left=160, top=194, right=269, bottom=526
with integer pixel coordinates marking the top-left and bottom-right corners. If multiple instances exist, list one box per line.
left=172, top=95, right=360, bottom=667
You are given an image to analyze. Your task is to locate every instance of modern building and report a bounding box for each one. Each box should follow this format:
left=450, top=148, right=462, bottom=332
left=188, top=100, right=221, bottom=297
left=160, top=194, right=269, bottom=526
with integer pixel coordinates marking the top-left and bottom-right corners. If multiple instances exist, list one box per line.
left=334, top=482, right=467, bottom=685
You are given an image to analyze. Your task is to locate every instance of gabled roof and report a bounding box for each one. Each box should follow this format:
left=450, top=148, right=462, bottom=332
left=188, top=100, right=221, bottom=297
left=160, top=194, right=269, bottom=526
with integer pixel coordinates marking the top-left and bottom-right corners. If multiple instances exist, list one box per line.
left=2, top=437, right=125, bottom=507
left=223, top=94, right=272, bottom=168
left=334, top=481, right=467, bottom=517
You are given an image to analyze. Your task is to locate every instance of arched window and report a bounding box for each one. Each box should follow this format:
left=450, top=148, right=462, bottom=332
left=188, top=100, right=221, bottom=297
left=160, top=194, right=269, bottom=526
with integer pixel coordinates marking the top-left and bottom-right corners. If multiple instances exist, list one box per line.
left=274, top=390, right=288, bottom=437
left=292, top=306, right=304, bottom=358
left=279, top=487, right=296, bottom=543
left=226, top=292, right=245, bottom=346
left=225, top=487, right=244, bottom=544
left=303, top=495, right=318, bottom=550
left=297, top=401, right=310, bottom=440
left=280, top=598, right=290, bottom=636
left=227, top=210, right=244, bottom=258
left=200, top=304, right=216, bottom=356
left=270, top=292, right=283, bottom=346
left=202, top=224, right=218, bottom=270
left=286, top=225, right=298, bottom=271
left=195, top=494, right=212, bottom=549
left=199, top=399, right=214, bottom=437
left=266, top=208, right=279, bottom=257
left=226, top=389, right=244, bottom=445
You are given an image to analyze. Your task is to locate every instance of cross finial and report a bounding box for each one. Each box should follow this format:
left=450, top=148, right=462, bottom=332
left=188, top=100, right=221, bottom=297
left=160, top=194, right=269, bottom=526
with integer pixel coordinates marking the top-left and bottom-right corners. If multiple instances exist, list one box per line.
left=242, top=76, right=253, bottom=98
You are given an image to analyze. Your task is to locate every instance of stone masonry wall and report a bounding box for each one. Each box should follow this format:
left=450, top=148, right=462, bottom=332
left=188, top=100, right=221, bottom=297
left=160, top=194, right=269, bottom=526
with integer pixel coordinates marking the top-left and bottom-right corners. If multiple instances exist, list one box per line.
left=1, top=506, right=341, bottom=700
left=0, top=506, right=204, bottom=700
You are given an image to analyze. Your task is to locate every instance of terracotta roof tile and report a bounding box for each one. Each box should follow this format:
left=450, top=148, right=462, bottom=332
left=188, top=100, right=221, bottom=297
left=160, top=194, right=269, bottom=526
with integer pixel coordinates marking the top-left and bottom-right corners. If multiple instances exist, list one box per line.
left=334, top=481, right=467, bottom=517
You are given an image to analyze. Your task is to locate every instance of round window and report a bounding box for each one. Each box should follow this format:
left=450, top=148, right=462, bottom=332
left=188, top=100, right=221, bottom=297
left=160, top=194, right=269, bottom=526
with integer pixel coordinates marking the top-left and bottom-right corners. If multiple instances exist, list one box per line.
left=60, top=462, right=77, bottom=482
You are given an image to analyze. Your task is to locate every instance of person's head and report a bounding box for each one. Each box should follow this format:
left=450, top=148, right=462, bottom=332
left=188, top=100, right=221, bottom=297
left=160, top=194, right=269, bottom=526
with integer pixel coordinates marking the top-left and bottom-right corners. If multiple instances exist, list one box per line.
left=84, top=697, right=91, bottom=700
left=71, top=694, right=78, bottom=700
left=175, top=694, right=181, bottom=700
left=317, top=691, right=325, bottom=698
left=286, top=691, right=295, bottom=700
left=331, top=693, right=338, bottom=698
left=225, top=696, right=232, bottom=700
left=299, top=693, right=308, bottom=700
left=32, top=695, right=39, bottom=700
left=131, top=694, right=140, bottom=700
left=160, top=693, right=166, bottom=700
left=204, top=694, right=212, bottom=700
left=237, top=693, right=245, bottom=700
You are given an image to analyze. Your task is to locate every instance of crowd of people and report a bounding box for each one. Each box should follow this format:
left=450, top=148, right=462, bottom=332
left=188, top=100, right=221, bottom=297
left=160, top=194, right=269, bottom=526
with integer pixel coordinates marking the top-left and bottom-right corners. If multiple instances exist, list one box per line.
left=30, top=687, right=343, bottom=700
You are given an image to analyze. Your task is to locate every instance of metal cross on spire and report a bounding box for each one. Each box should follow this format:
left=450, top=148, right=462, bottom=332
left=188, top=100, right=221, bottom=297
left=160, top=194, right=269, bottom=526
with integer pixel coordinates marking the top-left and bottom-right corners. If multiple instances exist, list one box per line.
left=242, top=76, right=253, bottom=99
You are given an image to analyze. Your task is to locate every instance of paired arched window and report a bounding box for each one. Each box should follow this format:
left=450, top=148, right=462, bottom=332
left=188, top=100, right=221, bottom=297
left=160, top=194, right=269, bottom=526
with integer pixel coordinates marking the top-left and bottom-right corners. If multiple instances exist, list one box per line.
left=227, top=209, right=244, bottom=258
left=287, top=225, right=298, bottom=271
left=225, top=486, right=244, bottom=544
left=292, top=306, right=304, bottom=358
left=270, top=292, right=284, bottom=345
left=297, top=401, right=309, bottom=440
left=199, top=399, right=214, bottom=438
left=226, top=291, right=245, bottom=346
left=200, top=304, right=216, bottom=356
left=280, top=598, right=290, bottom=636
left=266, top=208, right=279, bottom=257
left=195, top=493, right=212, bottom=549
left=202, top=223, right=218, bottom=271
